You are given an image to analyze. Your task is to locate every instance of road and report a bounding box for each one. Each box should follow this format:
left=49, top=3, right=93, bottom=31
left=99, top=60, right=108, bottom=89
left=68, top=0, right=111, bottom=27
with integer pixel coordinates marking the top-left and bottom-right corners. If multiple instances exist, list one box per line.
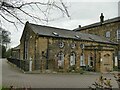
left=2, top=59, right=119, bottom=88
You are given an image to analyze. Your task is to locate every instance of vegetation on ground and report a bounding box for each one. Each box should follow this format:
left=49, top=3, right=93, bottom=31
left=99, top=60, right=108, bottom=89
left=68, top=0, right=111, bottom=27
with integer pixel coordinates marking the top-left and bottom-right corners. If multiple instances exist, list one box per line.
left=89, top=73, right=112, bottom=89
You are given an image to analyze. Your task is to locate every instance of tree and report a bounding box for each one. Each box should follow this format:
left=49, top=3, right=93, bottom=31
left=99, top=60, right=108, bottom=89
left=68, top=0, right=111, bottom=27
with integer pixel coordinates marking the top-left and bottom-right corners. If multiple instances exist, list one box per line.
left=1, top=28, right=11, bottom=48
left=5, top=48, right=12, bottom=58
left=0, top=27, right=11, bottom=58
left=2, top=45, right=6, bottom=58
left=0, top=0, right=70, bottom=29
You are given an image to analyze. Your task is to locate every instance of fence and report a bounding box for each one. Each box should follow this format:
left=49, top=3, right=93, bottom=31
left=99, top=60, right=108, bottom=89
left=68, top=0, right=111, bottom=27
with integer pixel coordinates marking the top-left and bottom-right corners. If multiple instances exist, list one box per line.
left=7, top=58, right=29, bottom=71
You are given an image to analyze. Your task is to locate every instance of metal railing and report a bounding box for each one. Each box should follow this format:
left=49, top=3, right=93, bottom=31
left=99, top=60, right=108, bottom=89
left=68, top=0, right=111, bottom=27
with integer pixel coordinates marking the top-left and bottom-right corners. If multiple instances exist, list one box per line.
left=7, top=58, right=29, bottom=71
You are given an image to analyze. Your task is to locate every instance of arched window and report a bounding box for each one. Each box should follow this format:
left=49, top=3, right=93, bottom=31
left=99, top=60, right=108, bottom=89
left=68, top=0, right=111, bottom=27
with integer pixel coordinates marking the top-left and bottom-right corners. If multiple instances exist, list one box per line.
left=58, top=52, right=64, bottom=68
left=80, top=53, right=85, bottom=66
left=88, top=53, right=94, bottom=67
left=70, top=52, right=76, bottom=66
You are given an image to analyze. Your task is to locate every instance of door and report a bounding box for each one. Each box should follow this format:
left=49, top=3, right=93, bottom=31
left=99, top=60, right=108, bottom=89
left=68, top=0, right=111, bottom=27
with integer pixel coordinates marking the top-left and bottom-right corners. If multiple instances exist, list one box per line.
left=102, top=53, right=112, bottom=72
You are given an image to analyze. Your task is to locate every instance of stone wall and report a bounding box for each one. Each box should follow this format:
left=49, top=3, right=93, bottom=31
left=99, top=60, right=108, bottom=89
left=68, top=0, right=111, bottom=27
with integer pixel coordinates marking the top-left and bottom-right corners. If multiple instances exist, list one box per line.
left=77, top=20, right=120, bottom=68
left=79, top=22, right=120, bottom=43
left=34, top=36, right=116, bottom=72
left=20, top=25, right=117, bottom=72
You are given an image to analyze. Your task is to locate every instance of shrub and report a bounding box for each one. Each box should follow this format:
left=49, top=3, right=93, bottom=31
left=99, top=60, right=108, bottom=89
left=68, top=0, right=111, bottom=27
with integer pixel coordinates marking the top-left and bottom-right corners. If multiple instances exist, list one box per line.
left=113, top=73, right=120, bottom=88
left=68, top=65, right=76, bottom=72
left=89, top=74, right=112, bottom=89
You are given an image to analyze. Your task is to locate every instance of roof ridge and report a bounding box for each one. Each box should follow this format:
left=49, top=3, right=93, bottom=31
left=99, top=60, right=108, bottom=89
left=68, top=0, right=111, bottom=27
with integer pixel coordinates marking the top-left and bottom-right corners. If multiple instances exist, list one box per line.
left=74, top=16, right=120, bottom=31
left=25, top=22, right=117, bottom=45
left=28, top=22, right=73, bottom=32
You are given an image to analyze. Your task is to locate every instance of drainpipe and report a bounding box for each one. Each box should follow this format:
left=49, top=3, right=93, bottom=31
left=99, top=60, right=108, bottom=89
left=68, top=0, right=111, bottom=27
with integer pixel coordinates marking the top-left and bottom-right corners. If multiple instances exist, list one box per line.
left=94, top=47, right=97, bottom=72
left=34, top=36, right=37, bottom=70
left=46, top=38, right=49, bottom=69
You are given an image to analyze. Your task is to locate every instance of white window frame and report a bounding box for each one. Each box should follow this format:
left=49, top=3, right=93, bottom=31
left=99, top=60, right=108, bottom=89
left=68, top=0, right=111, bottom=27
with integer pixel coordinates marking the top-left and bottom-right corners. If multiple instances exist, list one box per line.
left=80, top=54, right=85, bottom=66
left=70, top=52, right=76, bottom=66
left=24, top=41, right=28, bottom=59
left=59, top=42, right=64, bottom=48
left=118, top=51, right=120, bottom=60
left=71, top=43, right=76, bottom=49
left=105, top=31, right=110, bottom=38
left=80, top=44, right=85, bottom=49
left=58, top=52, right=64, bottom=68
left=117, top=29, right=120, bottom=41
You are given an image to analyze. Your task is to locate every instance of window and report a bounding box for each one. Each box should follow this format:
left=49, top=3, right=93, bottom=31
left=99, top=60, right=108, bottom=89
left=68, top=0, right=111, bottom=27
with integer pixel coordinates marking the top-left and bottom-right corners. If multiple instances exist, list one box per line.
left=88, top=53, right=94, bottom=67
left=71, top=43, right=76, bottom=49
left=117, top=29, right=120, bottom=41
left=70, top=52, right=76, bottom=66
left=80, top=53, right=85, bottom=66
left=105, top=31, right=110, bottom=38
left=52, top=32, right=59, bottom=36
left=59, top=42, right=64, bottom=48
left=118, top=51, right=120, bottom=60
left=80, top=44, right=85, bottom=49
left=24, top=41, right=28, bottom=59
left=58, top=52, right=64, bottom=68
left=75, top=35, right=80, bottom=39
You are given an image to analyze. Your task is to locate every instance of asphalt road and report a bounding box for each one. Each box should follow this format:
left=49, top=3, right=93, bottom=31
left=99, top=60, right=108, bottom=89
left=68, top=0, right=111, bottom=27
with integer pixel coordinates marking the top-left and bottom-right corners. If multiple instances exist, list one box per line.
left=2, top=59, right=119, bottom=88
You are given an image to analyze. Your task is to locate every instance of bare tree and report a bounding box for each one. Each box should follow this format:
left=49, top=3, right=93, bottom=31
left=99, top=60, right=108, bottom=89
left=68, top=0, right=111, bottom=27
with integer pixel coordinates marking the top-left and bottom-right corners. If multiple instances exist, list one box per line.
left=0, top=0, right=70, bottom=29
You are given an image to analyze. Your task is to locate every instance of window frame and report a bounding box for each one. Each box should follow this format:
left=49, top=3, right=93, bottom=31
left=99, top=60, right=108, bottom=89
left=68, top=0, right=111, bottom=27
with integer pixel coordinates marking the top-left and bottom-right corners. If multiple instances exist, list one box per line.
left=58, top=51, right=64, bottom=68
left=59, top=42, right=64, bottom=48
left=71, top=43, right=76, bottom=49
left=105, top=31, right=110, bottom=38
left=70, top=52, right=76, bottom=66
left=118, top=51, right=120, bottom=60
left=80, top=53, right=85, bottom=66
left=117, top=29, right=120, bottom=41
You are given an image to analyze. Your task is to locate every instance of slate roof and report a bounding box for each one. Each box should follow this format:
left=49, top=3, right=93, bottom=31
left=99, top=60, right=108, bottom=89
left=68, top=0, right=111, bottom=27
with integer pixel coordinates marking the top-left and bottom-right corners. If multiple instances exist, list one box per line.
left=26, top=22, right=117, bottom=45
left=74, top=16, right=120, bottom=31
left=12, top=45, right=20, bottom=50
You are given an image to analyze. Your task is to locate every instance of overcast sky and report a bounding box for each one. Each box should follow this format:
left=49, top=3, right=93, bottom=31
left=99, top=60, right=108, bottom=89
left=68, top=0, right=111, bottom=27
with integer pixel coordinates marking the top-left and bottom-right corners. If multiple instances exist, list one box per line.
left=0, top=0, right=120, bottom=48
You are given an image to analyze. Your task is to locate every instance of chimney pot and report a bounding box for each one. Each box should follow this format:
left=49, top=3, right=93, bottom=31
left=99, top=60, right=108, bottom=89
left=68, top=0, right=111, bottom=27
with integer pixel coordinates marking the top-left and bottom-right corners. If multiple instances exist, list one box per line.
left=100, top=13, right=104, bottom=23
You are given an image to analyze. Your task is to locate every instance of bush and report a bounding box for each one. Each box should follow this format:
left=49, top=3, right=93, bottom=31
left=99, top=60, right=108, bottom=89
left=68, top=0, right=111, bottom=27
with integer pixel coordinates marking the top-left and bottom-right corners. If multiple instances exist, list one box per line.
left=68, top=65, right=76, bottom=72
left=89, top=74, right=112, bottom=89
left=113, top=66, right=120, bottom=71
left=113, top=73, right=120, bottom=88
left=75, top=68, right=84, bottom=74
left=68, top=65, right=85, bottom=74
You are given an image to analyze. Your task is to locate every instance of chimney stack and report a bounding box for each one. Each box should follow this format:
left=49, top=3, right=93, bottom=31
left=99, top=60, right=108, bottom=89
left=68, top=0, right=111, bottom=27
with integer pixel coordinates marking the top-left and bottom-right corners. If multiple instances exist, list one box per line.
left=79, top=25, right=81, bottom=28
left=100, top=13, right=104, bottom=23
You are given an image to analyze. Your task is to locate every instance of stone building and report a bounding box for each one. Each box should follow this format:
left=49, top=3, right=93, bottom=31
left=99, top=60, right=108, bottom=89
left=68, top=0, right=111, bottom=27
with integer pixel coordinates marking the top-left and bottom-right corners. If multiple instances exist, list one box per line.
left=19, top=22, right=117, bottom=73
left=74, top=14, right=120, bottom=68
left=11, top=45, right=20, bottom=59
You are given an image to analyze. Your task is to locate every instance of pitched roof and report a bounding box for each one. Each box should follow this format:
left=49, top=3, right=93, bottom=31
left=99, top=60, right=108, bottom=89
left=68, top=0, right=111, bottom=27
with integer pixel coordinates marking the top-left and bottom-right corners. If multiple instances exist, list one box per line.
left=74, top=16, right=120, bottom=31
left=12, top=45, right=20, bottom=50
left=26, top=22, right=117, bottom=45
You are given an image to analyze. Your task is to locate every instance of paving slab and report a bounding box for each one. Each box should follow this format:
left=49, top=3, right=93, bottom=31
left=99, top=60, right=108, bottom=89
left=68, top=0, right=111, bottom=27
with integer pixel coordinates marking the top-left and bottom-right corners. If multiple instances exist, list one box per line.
left=2, top=59, right=119, bottom=88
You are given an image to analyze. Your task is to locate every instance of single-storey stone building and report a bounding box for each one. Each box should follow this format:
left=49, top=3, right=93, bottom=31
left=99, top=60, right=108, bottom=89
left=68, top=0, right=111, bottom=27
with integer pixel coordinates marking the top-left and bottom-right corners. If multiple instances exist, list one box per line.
left=11, top=45, right=20, bottom=59
left=17, top=21, right=118, bottom=73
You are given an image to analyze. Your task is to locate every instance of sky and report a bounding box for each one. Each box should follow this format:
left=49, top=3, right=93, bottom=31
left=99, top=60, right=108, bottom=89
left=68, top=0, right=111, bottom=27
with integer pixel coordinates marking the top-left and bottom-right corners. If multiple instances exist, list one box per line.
left=0, top=0, right=120, bottom=48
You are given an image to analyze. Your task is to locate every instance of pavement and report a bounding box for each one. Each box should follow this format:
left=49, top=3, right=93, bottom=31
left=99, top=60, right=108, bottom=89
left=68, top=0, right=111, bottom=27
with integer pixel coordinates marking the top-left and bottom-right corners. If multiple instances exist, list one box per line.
left=1, top=59, right=119, bottom=88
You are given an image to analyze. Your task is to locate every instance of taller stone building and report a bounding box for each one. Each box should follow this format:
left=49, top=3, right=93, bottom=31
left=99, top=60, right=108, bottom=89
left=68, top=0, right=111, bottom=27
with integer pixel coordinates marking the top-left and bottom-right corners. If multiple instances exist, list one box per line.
left=74, top=14, right=120, bottom=68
